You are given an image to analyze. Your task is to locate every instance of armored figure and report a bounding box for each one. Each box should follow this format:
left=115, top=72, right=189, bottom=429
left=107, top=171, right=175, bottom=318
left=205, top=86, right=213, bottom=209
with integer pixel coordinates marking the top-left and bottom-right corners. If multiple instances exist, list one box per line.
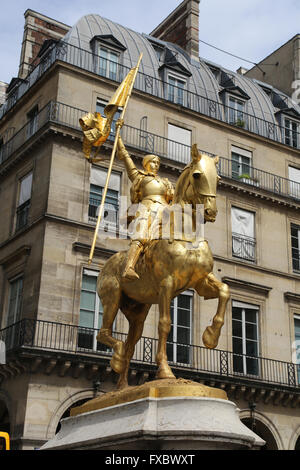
left=117, top=136, right=174, bottom=280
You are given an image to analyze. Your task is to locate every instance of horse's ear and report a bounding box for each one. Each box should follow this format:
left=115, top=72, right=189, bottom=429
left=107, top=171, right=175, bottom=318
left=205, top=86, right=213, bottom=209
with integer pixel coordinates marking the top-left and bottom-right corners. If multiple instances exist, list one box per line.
left=191, top=144, right=201, bottom=162
left=214, top=156, right=219, bottom=165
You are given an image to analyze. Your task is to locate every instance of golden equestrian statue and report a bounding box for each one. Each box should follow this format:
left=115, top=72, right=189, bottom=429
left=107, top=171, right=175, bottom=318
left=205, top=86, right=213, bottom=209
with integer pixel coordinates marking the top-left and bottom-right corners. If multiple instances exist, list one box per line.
left=79, top=55, right=230, bottom=391
left=96, top=140, right=230, bottom=390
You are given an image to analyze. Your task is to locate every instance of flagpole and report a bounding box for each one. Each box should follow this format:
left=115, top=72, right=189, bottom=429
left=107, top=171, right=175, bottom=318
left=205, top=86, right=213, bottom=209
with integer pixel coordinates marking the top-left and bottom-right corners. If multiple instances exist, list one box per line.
left=88, top=53, right=143, bottom=265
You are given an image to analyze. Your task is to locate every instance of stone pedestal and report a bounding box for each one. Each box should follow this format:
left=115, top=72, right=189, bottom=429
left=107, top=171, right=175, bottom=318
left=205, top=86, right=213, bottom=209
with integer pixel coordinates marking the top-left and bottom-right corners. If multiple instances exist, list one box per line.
left=40, top=379, right=265, bottom=450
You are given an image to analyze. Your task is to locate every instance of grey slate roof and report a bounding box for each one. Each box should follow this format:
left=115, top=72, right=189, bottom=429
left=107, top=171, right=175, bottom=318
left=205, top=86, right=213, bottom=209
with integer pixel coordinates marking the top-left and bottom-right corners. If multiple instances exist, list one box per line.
left=55, top=14, right=300, bottom=125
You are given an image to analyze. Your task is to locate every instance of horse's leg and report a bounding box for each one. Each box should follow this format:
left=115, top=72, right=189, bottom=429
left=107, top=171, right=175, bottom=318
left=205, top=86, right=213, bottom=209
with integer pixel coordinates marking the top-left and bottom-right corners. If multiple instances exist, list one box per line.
left=196, top=273, right=230, bottom=349
left=156, top=276, right=176, bottom=379
left=96, top=276, right=126, bottom=374
left=117, top=304, right=151, bottom=390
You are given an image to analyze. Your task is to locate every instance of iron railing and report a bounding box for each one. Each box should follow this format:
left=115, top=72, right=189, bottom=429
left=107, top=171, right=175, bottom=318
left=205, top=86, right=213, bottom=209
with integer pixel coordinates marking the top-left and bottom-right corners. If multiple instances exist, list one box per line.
left=0, top=318, right=299, bottom=388
left=1, top=40, right=300, bottom=150
left=232, top=233, right=256, bottom=263
left=1, top=100, right=300, bottom=203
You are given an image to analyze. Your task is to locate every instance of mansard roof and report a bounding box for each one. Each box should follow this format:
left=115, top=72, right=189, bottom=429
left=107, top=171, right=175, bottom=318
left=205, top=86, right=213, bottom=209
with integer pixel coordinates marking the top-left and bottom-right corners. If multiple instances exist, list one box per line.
left=63, top=14, right=300, bottom=125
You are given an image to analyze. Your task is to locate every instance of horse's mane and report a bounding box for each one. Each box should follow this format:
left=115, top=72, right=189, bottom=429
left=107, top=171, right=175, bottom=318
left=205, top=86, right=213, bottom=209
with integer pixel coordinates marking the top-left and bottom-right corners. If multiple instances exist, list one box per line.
left=172, top=165, right=192, bottom=206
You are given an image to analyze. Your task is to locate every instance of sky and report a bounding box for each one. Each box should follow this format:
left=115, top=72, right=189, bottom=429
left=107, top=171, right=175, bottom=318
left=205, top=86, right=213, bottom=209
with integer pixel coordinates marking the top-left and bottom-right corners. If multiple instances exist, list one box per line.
left=0, top=0, right=300, bottom=84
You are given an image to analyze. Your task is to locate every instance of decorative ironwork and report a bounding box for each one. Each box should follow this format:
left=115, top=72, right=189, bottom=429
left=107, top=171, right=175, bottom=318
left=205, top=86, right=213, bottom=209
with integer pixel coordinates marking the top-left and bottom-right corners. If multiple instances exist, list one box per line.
left=143, top=338, right=153, bottom=363
left=0, top=319, right=299, bottom=390
left=220, top=350, right=229, bottom=375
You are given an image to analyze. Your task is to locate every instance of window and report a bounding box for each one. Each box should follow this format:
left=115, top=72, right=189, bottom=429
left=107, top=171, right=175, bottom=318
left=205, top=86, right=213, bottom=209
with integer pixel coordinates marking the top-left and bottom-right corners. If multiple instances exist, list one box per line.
left=291, top=224, right=300, bottom=272
left=5, top=276, right=23, bottom=349
left=167, top=75, right=186, bottom=106
left=228, top=96, right=246, bottom=127
left=294, top=316, right=300, bottom=385
left=99, top=46, right=119, bottom=81
left=16, top=172, right=32, bottom=231
left=288, top=166, right=300, bottom=199
left=167, top=291, right=192, bottom=365
left=284, top=118, right=299, bottom=148
left=96, top=99, right=121, bottom=137
left=167, top=123, right=191, bottom=163
left=78, top=269, right=110, bottom=352
left=231, top=146, right=252, bottom=181
left=232, top=301, right=259, bottom=376
left=26, top=105, right=39, bottom=138
left=89, top=167, right=120, bottom=229
left=6, top=277, right=23, bottom=326
left=231, top=207, right=256, bottom=262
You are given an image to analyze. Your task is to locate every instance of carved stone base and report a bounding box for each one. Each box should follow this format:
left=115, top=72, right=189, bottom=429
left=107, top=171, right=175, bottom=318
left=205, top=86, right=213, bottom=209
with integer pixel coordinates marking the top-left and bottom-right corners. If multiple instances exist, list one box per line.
left=40, top=379, right=264, bottom=450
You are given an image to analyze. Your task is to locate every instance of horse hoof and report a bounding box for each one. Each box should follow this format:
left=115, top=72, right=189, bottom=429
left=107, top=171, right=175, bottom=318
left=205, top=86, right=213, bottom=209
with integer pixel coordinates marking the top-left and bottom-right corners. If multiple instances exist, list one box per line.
left=202, top=326, right=219, bottom=349
left=155, top=366, right=175, bottom=380
left=110, top=354, right=126, bottom=374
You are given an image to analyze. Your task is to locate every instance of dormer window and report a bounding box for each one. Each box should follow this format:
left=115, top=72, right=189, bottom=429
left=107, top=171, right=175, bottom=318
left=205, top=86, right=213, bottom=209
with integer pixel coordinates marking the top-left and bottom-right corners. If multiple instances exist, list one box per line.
left=99, top=47, right=119, bottom=81
left=168, top=75, right=186, bottom=106
left=90, top=35, right=126, bottom=81
left=284, top=117, right=299, bottom=148
left=229, top=96, right=246, bottom=128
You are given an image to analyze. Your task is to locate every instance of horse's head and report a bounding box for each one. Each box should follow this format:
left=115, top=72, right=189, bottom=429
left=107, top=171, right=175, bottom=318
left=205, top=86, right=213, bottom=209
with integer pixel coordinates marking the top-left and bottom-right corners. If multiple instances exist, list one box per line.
left=188, top=144, right=220, bottom=222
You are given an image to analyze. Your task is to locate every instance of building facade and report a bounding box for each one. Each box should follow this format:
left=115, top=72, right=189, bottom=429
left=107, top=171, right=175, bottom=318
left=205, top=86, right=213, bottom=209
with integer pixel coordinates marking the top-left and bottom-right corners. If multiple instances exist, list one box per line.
left=0, top=0, right=300, bottom=450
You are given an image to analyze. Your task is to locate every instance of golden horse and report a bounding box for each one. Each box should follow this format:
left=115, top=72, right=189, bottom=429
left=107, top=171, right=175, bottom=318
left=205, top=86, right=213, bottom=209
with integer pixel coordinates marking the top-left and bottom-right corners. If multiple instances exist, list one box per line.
left=96, top=145, right=230, bottom=389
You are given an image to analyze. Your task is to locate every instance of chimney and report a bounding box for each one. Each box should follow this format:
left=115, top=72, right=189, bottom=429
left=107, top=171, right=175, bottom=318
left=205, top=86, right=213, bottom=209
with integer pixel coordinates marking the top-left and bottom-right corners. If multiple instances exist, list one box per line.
left=18, top=9, right=70, bottom=79
left=150, top=0, right=200, bottom=61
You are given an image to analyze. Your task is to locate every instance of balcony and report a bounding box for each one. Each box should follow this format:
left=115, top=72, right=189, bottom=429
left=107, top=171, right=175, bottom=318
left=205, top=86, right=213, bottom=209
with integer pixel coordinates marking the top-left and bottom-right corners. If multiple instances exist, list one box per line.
left=1, top=40, right=300, bottom=151
left=0, top=319, right=299, bottom=395
left=1, top=100, right=300, bottom=205
left=232, top=233, right=256, bottom=263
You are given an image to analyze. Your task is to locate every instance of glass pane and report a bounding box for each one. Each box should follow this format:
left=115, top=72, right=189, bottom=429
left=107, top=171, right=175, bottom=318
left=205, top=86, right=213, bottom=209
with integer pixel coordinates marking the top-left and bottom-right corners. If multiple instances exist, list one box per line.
left=79, top=310, right=95, bottom=329
left=232, top=337, right=243, bottom=355
left=246, top=340, right=258, bottom=357
left=232, top=319, right=242, bottom=338
left=177, top=327, right=190, bottom=345
left=177, top=345, right=190, bottom=364
left=245, top=309, right=257, bottom=323
left=246, top=357, right=259, bottom=375
left=177, top=309, right=190, bottom=327
left=167, top=342, right=174, bottom=361
left=80, top=291, right=96, bottom=311
left=232, top=306, right=242, bottom=320
left=246, top=322, right=257, bottom=340
left=82, top=275, right=97, bottom=291
left=233, top=354, right=244, bottom=373
left=178, top=294, right=191, bottom=310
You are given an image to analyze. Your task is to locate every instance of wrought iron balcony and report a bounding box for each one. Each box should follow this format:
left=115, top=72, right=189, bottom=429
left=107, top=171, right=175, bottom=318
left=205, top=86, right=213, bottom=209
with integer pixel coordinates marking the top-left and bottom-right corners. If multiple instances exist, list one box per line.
left=1, top=100, right=299, bottom=204
left=1, top=40, right=300, bottom=151
left=232, top=233, right=256, bottom=263
left=0, top=319, right=299, bottom=389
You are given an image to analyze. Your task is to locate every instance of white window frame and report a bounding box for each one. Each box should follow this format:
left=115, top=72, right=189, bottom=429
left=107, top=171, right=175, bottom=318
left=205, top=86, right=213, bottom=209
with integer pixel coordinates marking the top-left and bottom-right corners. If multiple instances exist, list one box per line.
left=288, top=166, right=300, bottom=199
left=6, top=275, right=23, bottom=327
left=294, top=315, right=300, bottom=384
left=231, top=206, right=256, bottom=262
left=168, top=290, right=193, bottom=365
left=231, top=146, right=253, bottom=181
left=98, top=45, right=120, bottom=81
left=78, top=269, right=108, bottom=352
left=284, top=117, right=299, bottom=148
left=89, top=166, right=121, bottom=229
left=16, top=171, right=33, bottom=231
left=167, top=123, right=191, bottom=163
left=228, top=95, right=246, bottom=127
left=232, top=300, right=260, bottom=376
left=167, top=73, right=186, bottom=106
